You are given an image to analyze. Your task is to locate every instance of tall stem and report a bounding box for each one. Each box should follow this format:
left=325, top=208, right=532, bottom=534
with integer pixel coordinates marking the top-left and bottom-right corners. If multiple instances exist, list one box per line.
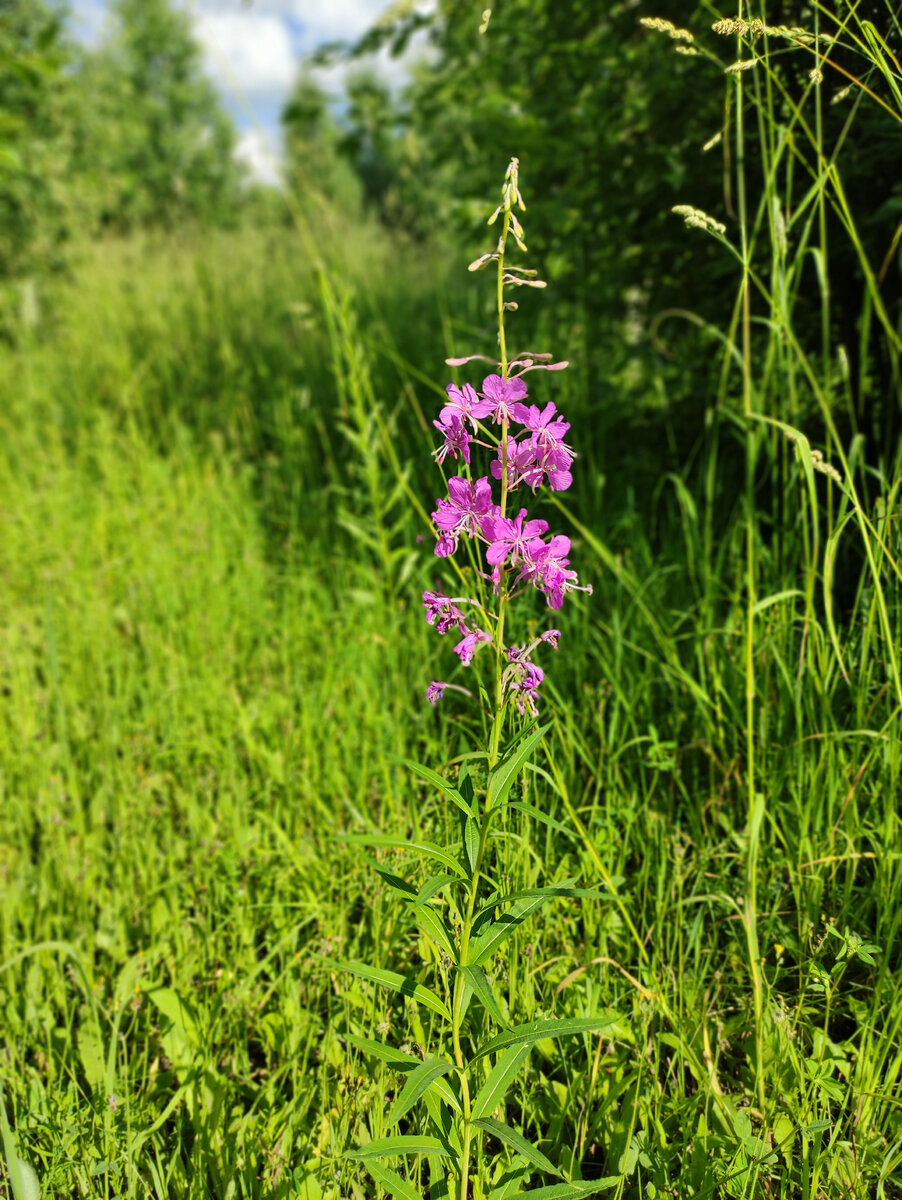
left=456, top=187, right=516, bottom=1200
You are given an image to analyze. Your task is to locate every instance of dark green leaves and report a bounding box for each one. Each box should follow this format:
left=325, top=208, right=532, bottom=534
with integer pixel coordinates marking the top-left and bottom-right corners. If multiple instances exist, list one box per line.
left=345, top=1136, right=453, bottom=1161
left=473, top=1016, right=617, bottom=1063
left=472, top=1118, right=559, bottom=1176
left=471, top=1044, right=530, bottom=1119
left=487, top=725, right=549, bottom=809
left=386, top=1059, right=456, bottom=1126
left=324, top=959, right=451, bottom=1020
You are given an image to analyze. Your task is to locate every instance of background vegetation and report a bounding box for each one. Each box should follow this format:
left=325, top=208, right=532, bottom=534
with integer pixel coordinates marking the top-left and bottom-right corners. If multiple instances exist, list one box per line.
left=1, top=1, right=901, bottom=1197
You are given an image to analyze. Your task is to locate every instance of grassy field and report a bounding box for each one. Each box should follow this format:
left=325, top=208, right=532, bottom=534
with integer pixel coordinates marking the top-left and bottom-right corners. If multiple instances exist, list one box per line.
left=0, top=183, right=901, bottom=1200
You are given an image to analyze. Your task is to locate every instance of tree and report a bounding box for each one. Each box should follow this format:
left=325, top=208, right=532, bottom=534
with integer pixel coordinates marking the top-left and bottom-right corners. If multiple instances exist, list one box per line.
left=0, top=0, right=72, bottom=283
left=75, top=0, right=241, bottom=230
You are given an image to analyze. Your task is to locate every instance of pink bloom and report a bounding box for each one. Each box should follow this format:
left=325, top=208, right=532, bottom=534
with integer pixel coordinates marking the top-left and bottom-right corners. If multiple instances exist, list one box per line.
left=433, top=413, right=471, bottom=467
left=453, top=625, right=492, bottom=666
left=422, top=591, right=467, bottom=634
left=426, top=681, right=447, bottom=705
left=481, top=374, right=528, bottom=423
left=482, top=508, right=549, bottom=567
left=432, top=476, right=495, bottom=557
left=440, top=382, right=494, bottom=429
left=490, top=437, right=543, bottom=491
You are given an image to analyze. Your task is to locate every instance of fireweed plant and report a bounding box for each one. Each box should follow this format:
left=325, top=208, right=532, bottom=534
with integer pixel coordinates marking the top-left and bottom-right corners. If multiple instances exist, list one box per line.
left=330, top=161, right=611, bottom=1200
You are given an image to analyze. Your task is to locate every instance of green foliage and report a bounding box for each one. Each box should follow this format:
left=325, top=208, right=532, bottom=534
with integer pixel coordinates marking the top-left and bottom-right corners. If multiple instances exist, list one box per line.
left=73, top=0, right=241, bottom=231
left=0, top=0, right=71, bottom=287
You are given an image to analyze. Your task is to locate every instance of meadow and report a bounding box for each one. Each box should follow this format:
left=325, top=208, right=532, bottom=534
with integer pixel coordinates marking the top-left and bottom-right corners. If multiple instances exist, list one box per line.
left=2, top=10, right=902, bottom=1199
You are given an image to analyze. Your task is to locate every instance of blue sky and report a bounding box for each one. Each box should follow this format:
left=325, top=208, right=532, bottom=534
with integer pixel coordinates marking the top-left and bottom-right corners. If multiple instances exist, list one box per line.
left=69, top=0, right=432, bottom=183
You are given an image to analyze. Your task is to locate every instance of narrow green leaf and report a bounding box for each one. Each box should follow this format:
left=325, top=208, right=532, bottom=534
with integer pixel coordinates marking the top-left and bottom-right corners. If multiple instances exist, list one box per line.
left=338, top=835, right=467, bottom=878
left=344, top=1035, right=418, bottom=1066
left=473, top=1016, right=616, bottom=1063
left=505, top=1181, right=619, bottom=1198
left=503, top=802, right=578, bottom=839
left=471, top=1044, right=530, bottom=1120
left=366, top=859, right=418, bottom=899
left=365, top=1162, right=422, bottom=1200
left=411, top=905, right=457, bottom=962
left=463, top=815, right=480, bottom=874
left=468, top=895, right=551, bottom=966
left=472, top=1118, right=559, bottom=1176
left=346, top=1036, right=461, bottom=1113
left=415, top=874, right=459, bottom=907
left=461, top=965, right=507, bottom=1027
left=475, top=884, right=604, bottom=920
left=488, top=1161, right=531, bottom=1200
left=324, top=960, right=452, bottom=1020
left=393, top=756, right=475, bottom=816
left=345, top=1135, right=452, bottom=1161
left=387, top=1059, right=455, bottom=1126
left=487, top=724, right=549, bottom=808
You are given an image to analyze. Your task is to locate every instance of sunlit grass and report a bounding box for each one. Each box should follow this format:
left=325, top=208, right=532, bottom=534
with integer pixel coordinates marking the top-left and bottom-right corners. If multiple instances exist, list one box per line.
left=0, top=173, right=900, bottom=1200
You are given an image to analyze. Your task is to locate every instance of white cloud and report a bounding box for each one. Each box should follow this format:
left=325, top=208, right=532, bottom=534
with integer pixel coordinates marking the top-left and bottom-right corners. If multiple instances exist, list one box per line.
left=235, top=129, right=282, bottom=186
left=194, top=12, right=297, bottom=98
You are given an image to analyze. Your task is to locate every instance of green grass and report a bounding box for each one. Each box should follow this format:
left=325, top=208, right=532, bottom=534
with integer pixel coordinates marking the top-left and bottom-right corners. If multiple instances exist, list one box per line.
left=2, top=41, right=902, bottom=1194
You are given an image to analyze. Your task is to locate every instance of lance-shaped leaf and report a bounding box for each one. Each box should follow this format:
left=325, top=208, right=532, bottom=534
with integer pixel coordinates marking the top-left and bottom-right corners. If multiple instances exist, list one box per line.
left=386, top=1059, right=455, bottom=1126
left=392, top=756, right=476, bottom=817
left=472, top=1117, right=560, bottom=1177
left=486, top=724, right=549, bottom=808
left=324, top=960, right=451, bottom=1021
left=460, top=965, right=507, bottom=1026
left=415, top=874, right=460, bottom=907
left=475, top=881, right=602, bottom=922
left=346, top=1036, right=461, bottom=1113
left=463, top=814, right=480, bottom=874
left=365, top=1162, right=421, bottom=1200
left=345, top=1135, right=453, bottom=1161
left=467, top=894, right=552, bottom=966
left=411, top=905, right=457, bottom=962
left=472, top=1016, right=617, bottom=1063
left=488, top=1161, right=532, bottom=1200
left=504, top=1181, right=620, bottom=1198
left=471, top=1044, right=530, bottom=1120
left=338, top=835, right=468, bottom=878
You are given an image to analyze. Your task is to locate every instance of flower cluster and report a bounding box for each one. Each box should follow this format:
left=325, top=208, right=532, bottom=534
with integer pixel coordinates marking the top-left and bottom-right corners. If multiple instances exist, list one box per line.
left=425, top=368, right=589, bottom=710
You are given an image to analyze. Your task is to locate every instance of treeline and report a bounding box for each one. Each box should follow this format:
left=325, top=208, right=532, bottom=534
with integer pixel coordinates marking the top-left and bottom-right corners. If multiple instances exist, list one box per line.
left=3, top=0, right=901, bottom=457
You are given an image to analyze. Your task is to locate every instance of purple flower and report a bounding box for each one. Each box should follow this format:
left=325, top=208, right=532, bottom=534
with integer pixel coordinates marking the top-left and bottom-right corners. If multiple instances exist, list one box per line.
left=509, top=400, right=570, bottom=445
left=440, top=382, right=494, bottom=429
left=508, top=401, right=574, bottom=491
left=523, top=534, right=591, bottom=609
left=540, top=628, right=562, bottom=648
left=539, top=444, right=574, bottom=492
left=426, top=681, right=447, bottom=705
left=482, top=508, right=549, bottom=567
left=433, top=413, right=471, bottom=467
left=453, top=625, right=493, bottom=666
left=490, top=437, right=543, bottom=492
left=432, top=476, right=495, bottom=558
left=503, top=645, right=546, bottom=716
left=422, top=590, right=468, bottom=634
left=481, top=374, right=528, bottom=423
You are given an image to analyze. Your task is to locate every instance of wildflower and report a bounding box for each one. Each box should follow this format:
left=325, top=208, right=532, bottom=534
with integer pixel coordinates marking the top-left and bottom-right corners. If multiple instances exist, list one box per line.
left=510, top=399, right=569, bottom=445
left=503, top=646, right=546, bottom=716
left=453, top=625, right=493, bottom=666
left=433, top=412, right=471, bottom=466
left=432, top=476, right=495, bottom=557
left=441, top=382, right=494, bottom=429
left=422, top=591, right=468, bottom=634
left=426, top=681, right=447, bottom=705
left=523, top=535, right=592, bottom=609
left=490, top=437, right=543, bottom=491
left=482, top=508, right=549, bottom=567
left=481, top=373, right=528, bottom=423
